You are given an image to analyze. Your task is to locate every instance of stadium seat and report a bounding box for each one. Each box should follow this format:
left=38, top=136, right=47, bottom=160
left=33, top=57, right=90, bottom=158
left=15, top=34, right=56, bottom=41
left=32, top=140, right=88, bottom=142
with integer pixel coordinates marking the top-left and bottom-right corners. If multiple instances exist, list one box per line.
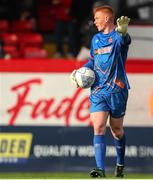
left=19, top=33, right=43, bottom=48
left=1, top=33, right=18, bottom=46
left=12, top=20, right=34, bottom=33
left=0, top=20, right=10, bottom=33
left=3, top=45, right=20, bottom=58
left=22, top=47, right=48, bottom=58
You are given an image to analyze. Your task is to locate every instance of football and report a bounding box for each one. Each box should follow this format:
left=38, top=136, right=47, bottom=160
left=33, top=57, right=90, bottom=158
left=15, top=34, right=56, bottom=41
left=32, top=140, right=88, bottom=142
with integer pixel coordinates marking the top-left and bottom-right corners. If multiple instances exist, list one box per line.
left=75, top=67, right=95, bottom=88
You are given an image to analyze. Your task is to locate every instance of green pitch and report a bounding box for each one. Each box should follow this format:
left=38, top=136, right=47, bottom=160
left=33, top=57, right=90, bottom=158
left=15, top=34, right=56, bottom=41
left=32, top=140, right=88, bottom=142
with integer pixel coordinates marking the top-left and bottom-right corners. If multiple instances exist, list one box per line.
left=0, top=172, right=153, bottom=179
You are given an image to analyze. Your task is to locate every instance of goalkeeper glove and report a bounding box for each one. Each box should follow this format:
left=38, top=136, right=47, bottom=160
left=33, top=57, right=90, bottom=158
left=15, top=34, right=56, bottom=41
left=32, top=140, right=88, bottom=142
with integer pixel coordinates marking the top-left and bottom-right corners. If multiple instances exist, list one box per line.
left=70, top=69, right=79, bottom=88
left=116, top=16, right=130, bottom=36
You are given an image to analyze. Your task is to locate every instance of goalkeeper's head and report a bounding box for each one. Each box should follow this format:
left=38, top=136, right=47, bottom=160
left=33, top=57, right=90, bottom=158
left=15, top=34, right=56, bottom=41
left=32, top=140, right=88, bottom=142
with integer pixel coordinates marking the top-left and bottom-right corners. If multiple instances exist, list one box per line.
left=93, top=5, right=115, bottom=32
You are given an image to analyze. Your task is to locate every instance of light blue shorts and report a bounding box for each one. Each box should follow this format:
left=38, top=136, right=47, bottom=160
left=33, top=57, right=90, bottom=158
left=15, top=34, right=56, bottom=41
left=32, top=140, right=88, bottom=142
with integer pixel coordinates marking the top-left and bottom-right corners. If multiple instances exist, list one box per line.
left=89, top=90, right=128, bottom=118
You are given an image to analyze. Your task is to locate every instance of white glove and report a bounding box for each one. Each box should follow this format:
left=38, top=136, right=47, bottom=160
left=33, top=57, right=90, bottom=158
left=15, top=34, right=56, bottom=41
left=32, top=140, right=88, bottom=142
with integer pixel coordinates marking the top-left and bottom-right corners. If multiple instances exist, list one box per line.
left=116, top=16, right=130, bottom=36
left=70, top=69, right=79, bottom=88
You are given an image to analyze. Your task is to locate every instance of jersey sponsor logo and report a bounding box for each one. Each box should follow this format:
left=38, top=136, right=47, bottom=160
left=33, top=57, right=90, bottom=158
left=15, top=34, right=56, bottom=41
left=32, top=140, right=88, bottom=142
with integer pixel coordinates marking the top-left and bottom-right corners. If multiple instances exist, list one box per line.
left=94, top=46, right=112, bottom=55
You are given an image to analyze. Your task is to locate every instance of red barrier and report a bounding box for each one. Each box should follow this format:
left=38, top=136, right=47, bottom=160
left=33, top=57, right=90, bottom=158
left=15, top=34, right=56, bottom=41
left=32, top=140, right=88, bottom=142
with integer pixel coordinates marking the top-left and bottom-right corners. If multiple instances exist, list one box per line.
left=0, top=58, right=152, bottom=73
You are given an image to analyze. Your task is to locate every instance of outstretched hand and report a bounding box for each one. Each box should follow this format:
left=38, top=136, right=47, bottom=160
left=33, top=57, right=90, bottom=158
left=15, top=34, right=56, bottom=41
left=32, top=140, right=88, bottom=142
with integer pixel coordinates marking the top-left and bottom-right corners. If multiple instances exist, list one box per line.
left=116, top=16, right=130, bottom=36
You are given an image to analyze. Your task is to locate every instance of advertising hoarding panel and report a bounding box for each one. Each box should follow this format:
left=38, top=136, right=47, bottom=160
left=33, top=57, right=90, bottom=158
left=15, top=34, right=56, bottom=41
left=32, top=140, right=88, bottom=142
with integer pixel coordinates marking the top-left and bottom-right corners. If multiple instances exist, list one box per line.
left=0, top=59, right=153, bottom=173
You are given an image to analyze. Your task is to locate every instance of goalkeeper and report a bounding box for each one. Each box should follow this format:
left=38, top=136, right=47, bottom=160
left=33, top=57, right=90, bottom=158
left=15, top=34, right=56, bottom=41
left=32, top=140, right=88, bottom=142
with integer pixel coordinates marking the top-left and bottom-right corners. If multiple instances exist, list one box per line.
left=70, top=4, right=131, bottom=178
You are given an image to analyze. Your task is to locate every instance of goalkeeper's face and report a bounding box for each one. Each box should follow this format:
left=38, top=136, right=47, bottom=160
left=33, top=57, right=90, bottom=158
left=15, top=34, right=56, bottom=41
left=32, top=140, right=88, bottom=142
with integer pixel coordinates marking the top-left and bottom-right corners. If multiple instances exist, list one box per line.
left=94, top=7, right=114, bottom=32
left=94, top=11, right=108, bottom=32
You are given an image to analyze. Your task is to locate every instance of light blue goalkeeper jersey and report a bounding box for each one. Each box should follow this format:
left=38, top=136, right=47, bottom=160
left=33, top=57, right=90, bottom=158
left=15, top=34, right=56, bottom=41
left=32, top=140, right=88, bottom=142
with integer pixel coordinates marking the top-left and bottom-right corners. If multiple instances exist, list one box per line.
left=84, top=29, right=131, bottom=95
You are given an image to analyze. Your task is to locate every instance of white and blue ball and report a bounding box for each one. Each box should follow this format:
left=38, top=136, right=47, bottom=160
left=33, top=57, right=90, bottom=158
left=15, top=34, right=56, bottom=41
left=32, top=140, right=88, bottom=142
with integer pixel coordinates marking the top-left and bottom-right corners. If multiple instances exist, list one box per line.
left=75, top=67, right=95, bottom=88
